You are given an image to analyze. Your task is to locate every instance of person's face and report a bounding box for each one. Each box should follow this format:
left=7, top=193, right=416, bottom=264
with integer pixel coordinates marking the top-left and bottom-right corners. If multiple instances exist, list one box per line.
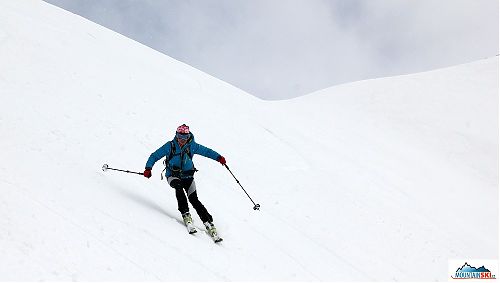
left=176, top=132, right=189, bottom=146
left=177, top=137, right=187, bottom=146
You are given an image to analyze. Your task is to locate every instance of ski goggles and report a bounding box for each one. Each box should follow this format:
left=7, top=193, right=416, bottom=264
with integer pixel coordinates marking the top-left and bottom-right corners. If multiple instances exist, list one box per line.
left=176, top=132, right=190, bottom=140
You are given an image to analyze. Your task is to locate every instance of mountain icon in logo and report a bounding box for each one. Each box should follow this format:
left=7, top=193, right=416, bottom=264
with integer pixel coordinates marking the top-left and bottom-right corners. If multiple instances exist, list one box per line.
left=452, top=262, right=496, bottom=279
left=456, top=263, right=491, bottom=273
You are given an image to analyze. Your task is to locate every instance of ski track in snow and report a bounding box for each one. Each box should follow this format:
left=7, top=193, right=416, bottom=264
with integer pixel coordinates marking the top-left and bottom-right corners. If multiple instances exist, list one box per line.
left=1, top=180, right=163, bottom=280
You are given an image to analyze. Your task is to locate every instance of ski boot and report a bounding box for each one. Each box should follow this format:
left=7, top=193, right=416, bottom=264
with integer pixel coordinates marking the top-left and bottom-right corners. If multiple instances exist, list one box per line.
left=204, top=221, right=223, bottom=243
left=182, top=212, right=197, bottom=234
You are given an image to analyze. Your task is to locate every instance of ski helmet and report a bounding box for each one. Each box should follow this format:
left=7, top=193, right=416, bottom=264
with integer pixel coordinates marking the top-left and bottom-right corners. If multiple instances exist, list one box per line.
left=176, top=124, right=190, bottom=134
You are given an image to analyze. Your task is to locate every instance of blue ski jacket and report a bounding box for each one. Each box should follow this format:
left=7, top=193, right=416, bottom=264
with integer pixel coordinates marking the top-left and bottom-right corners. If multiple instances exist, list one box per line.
left=145, top=133, right=221, bottom=179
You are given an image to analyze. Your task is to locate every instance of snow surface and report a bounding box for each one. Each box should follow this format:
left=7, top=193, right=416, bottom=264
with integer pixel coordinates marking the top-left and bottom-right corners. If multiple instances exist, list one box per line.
left=0, top=1, right=498, bottom=281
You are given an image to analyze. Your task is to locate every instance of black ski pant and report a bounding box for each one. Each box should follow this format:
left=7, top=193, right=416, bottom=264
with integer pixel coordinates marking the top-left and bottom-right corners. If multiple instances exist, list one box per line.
left=168, top=177, right=213, bottom=223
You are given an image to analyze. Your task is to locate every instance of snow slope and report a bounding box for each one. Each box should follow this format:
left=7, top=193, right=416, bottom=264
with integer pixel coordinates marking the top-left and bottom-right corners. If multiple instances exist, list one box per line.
left=0, top=1, right=497, bottom=281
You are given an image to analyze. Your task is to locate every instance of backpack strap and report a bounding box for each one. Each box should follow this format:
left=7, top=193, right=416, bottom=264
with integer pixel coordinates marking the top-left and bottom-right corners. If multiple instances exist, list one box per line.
left=169, top=141, right=176, bottom=160
left=184, top=134, right=197, bottom=172
left=161, top=141, right=176, bottom=180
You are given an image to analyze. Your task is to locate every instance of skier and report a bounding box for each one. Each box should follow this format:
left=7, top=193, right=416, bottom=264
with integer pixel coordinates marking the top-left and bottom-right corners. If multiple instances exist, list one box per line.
left=143, top=124, right=225, bottom=241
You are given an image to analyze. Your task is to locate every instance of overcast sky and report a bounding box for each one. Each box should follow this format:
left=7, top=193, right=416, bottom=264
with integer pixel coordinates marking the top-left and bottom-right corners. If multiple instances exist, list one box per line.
left=45, top=0, right=498, bottom=100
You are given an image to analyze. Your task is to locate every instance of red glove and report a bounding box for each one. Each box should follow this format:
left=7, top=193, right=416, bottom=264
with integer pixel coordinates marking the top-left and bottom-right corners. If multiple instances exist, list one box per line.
left=144, top=168, right=152, bottom=178
left=217, top=155, right=226, bottom=166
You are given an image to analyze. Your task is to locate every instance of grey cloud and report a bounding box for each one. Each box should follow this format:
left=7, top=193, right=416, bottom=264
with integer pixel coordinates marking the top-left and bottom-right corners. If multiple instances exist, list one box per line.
left=44, top=0, right=498, bottom=100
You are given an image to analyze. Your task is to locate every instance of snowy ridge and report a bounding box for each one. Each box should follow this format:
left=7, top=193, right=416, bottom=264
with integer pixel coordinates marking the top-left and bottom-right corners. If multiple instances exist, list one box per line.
left=0, top=1, right=497, bottom=281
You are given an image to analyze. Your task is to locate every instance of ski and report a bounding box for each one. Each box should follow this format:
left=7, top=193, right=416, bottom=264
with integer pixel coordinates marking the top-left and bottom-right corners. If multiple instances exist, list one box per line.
left=186, top=222, right=197, bottom=234
left=182, top=214, right=223, bottom=243
left=207, top=230, right=223, bottom=243
left=212, top=235, right=223, bottom=243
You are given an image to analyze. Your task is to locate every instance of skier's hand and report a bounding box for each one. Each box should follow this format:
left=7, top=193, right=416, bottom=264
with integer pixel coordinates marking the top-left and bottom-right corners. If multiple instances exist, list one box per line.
left=216, top=155, right=226, bottom=166
left=144, top=168, right=152, bottom=178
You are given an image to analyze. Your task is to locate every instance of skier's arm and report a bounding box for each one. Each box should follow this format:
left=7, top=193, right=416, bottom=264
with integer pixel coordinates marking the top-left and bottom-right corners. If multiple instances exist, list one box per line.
left=191, top=142, right=221, bottom=161
left=145, top=142, right=169, bottom=169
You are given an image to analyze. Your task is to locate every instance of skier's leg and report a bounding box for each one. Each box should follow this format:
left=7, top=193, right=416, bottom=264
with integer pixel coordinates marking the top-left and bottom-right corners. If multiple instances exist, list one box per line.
left=175, top=188, right=190, bottom=214
left=182, top=179, right=221, bottom=241
left=168, top=177, right=189, bottom=214
left=184, top=178, right=213, bottom=223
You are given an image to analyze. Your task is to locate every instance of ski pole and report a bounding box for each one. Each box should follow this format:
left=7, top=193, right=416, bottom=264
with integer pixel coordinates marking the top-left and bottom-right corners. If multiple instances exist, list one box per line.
left=224, top=164, right=260, bottom=211
left=102, top=164, right=143, bottom=176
